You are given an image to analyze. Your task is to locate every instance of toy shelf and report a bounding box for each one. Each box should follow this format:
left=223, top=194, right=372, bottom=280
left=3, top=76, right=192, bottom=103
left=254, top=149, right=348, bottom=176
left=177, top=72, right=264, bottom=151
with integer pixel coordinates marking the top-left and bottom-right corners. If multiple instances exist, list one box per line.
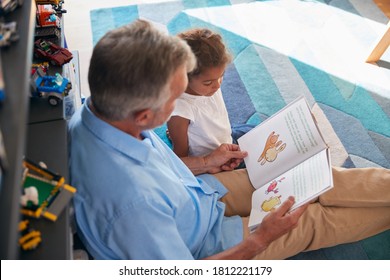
left=0, top=0, right=36, bottom=259
left=0, top=1, right=78, bottom=259
left=21, top=119, right=72, bottom=259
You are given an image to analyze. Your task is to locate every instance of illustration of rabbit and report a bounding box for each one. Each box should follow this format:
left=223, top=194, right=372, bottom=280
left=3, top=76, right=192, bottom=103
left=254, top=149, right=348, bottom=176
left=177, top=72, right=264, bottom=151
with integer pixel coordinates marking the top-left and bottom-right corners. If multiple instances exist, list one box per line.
left=258, top=131, right=286, bottom=165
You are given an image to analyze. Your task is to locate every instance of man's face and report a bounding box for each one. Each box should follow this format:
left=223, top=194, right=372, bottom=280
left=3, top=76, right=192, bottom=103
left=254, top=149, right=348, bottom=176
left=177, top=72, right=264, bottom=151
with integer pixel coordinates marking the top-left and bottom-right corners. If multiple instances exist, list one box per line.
left=150, top=64, right=188, bottom=128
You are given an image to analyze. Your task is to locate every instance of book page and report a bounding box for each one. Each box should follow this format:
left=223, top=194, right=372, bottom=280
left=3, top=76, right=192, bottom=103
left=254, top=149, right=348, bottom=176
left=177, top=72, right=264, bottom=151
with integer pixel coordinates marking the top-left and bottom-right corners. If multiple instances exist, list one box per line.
left=248, top=149, right=332, bottom=230
left=238, top=96, right=327, bottom=188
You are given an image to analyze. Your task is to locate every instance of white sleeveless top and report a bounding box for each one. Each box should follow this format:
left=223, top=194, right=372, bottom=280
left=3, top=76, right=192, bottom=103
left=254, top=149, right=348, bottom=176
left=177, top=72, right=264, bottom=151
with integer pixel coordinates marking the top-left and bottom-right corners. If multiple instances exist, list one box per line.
left=171, top=89, right=232, bottom=156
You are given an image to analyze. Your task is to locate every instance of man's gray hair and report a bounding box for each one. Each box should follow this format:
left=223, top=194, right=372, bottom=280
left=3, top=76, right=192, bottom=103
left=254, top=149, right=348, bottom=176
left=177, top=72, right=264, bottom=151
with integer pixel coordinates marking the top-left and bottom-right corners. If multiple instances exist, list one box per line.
left=88, top=19, right=196, bottom=121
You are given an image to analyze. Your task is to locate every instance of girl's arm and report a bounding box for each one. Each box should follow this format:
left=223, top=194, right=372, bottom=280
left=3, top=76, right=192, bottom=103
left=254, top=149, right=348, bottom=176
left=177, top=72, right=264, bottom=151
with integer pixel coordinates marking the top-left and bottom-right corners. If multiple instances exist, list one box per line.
left=167, top=116, right=190, bottom=157
left=168, top=117, right=246, bottom=176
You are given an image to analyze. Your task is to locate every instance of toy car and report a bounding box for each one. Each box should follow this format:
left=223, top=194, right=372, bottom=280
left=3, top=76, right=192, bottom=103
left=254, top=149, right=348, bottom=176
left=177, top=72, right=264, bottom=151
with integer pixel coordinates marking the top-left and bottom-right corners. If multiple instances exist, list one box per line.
left=30, top=67, right=72, bottom=106
left=0, top=21, right=19, bottom=47
left=34, top=38, right=73, bottom=66
left=31, top=62, right=49, bottom=76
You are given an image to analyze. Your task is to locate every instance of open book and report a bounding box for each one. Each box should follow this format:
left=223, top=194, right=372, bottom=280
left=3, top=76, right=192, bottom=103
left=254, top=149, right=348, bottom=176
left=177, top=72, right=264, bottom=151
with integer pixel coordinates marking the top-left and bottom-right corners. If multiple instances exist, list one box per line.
left=238, top=96, right=333, bottom=231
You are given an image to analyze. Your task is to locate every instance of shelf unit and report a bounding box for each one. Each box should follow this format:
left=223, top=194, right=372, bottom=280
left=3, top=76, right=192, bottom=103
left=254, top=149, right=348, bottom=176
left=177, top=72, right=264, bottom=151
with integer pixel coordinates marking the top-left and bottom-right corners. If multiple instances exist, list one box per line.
left=0, top=2, right=79, bottom=259
left=21, top=119, right=72, bottom=259
left=0, top=1, right=36, bottom=259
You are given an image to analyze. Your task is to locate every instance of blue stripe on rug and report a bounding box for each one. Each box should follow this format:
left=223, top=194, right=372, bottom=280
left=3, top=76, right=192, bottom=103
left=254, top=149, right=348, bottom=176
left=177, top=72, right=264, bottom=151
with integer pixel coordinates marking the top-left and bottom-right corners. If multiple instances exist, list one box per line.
left=321, top=104, right=389, bottom=168
left=222, top=64, right=256, bottom=124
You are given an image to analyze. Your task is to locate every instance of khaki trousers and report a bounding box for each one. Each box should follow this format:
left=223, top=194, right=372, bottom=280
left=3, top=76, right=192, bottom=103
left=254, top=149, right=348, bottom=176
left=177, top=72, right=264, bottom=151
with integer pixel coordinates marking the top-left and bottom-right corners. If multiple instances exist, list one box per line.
left=213, top=167, right=390, bottom=259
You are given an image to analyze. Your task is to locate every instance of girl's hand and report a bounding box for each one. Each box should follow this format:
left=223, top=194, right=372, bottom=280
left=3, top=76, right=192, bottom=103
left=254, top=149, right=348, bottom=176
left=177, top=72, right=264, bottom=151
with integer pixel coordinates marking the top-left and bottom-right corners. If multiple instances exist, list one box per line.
left=204, top=143, right=248, bottom=174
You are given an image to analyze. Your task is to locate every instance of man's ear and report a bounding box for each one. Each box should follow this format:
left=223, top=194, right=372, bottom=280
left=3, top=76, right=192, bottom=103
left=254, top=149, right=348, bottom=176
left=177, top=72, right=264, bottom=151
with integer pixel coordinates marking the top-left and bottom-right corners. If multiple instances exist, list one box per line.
left=134, top=108, right=154, bottom=126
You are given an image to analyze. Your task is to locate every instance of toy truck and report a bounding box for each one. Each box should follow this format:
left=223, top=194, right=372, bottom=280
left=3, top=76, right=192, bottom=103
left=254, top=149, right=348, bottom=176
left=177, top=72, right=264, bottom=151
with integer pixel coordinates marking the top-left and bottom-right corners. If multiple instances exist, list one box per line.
left=35, top=4, right=61, bottom=40
left=35, top=0, right=66, bottom=14
left=30, top=67, right=72, bottom=106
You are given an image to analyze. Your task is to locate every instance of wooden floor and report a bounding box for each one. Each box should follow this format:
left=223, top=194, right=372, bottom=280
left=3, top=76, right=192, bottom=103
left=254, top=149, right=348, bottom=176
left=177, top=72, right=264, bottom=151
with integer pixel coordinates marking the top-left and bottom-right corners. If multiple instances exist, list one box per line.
left=374, top=0, right=390, bottom=18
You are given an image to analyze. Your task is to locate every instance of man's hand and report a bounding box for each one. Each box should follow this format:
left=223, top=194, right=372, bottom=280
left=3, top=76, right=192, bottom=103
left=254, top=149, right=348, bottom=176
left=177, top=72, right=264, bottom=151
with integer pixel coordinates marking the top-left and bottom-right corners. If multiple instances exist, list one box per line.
left=250, top=197, right=309, bottom=250
left=204, top=143, right=248, bottom=174
left=181, top=143, right=247, bottom=175
left=204, top=196, right=308, bottom=260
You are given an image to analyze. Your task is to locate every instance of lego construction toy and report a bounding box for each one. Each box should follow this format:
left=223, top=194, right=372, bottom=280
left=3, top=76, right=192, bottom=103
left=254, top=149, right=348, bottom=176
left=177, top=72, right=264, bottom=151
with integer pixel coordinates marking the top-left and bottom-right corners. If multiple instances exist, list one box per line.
left=18, top=220, right=41, bottom=251
left=20, top=158, right=76, bottom=222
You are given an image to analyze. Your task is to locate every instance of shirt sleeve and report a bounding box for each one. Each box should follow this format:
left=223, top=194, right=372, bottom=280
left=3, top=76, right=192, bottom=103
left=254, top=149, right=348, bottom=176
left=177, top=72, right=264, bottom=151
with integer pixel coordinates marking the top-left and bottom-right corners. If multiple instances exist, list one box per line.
left=171, top=98, right=195, bottom=122
left=105, top=198, right=195, bottom=260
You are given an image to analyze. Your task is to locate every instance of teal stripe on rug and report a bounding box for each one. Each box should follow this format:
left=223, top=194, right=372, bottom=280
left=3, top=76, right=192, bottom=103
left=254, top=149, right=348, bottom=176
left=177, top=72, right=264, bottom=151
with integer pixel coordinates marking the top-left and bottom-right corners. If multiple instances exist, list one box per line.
left=253, top=44, right=316, bottom=106
left=218, top=27, right=252, bottom=58
left=138, top=1, right=184, bottom=25
left=362, top=230, right=390, bottom=260
left=291, top=58, right=390, bottom=137
left=167, top=11, right=192, bottom=34
left=234, top=44, right=285, bottom=117
left=90, top=5, right=139, bottom=45
left=168, top=14, right=251, bottom=58
left=182, top=0, right=232, bottom=9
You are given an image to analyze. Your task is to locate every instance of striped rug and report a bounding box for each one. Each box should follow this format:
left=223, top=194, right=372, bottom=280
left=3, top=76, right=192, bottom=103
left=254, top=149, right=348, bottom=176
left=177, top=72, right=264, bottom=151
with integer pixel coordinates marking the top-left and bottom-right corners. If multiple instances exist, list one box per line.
left=90, top=0, right=390, bottom=259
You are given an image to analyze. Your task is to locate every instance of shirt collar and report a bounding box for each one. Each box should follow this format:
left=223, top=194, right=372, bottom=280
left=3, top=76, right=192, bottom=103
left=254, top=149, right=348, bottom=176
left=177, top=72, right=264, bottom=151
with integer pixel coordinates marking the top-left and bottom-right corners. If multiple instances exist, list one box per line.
left=80, top=98, right=152, bottom=163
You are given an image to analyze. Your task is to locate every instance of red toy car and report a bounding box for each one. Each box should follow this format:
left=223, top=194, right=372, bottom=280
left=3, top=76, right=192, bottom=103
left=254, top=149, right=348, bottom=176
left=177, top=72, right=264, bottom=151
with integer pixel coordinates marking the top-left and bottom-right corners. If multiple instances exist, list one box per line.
left=34, top=39, right=73, bottom=66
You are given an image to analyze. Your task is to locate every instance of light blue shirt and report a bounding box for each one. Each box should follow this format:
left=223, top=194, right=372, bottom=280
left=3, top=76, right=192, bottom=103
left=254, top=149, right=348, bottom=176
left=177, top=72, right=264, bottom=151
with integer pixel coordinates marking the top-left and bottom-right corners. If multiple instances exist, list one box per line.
left=68, top=99, right=243, bottom=259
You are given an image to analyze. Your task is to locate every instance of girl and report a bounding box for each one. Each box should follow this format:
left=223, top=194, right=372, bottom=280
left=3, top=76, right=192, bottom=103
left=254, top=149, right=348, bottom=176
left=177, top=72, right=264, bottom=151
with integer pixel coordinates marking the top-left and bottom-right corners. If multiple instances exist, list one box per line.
left=168, top=28, right=252, bottom=158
